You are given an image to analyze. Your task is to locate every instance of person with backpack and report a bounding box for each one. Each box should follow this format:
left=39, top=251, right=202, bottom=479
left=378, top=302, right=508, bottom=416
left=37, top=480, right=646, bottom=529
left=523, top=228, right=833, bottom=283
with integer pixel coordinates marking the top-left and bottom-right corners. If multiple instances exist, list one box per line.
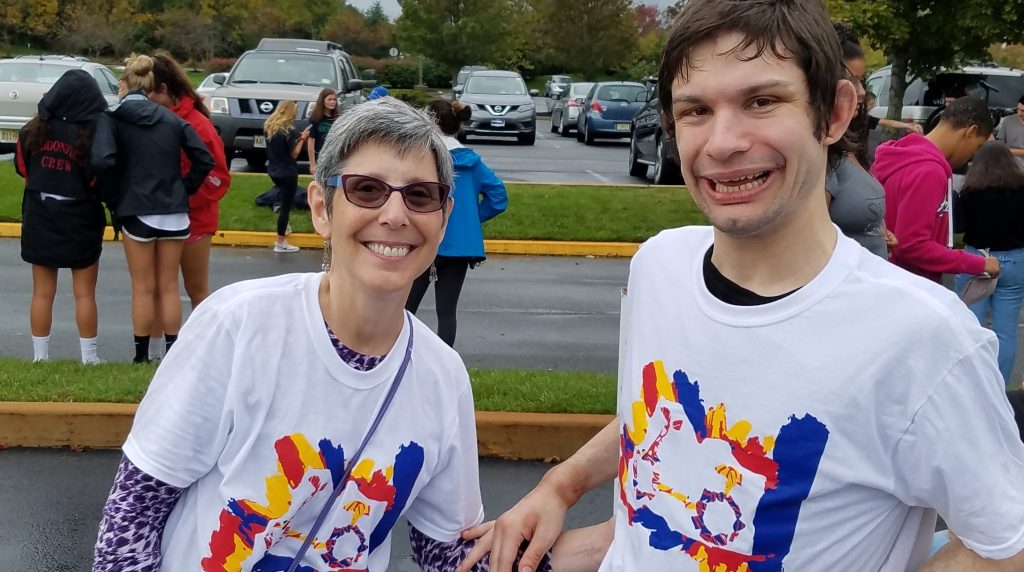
left=143, top=52, right=232, bottom=360
left=264, top=100, right=309, bottom=253
left=15, top=70, right=108, bottom=364
left=306, top=88, right=339, bottom=178
left=406, top=99, right=508, bottom=347
left=92, top=54, right=214, bottom=363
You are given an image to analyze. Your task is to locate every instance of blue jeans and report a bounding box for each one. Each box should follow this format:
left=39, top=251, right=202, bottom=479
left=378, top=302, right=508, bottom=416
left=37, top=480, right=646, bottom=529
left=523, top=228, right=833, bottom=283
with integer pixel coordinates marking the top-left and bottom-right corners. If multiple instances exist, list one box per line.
left=955, top=246, right=1024, bottom=383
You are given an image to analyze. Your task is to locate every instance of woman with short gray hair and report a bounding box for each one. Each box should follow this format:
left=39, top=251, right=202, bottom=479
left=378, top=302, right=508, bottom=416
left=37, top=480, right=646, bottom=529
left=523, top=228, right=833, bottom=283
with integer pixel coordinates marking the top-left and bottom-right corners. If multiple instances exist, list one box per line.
left=94, top=97, right=512, bottom=571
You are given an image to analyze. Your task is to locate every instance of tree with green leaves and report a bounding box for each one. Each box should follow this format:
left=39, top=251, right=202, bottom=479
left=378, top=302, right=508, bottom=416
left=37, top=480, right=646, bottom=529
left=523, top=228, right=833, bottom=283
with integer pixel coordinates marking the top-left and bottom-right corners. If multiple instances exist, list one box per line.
left=830, top=0, right=1024, bottom=125
left=395, top=0, right=527, bottom=74
left=365, top=0, right=390, bottom=28
left=540, top=0, right=638, bottom=80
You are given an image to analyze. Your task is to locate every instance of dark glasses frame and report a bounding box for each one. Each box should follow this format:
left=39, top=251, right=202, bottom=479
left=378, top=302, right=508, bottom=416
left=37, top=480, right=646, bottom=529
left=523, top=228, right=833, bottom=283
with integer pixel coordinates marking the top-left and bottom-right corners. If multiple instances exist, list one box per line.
left=325, top=174, right=451, bottom=213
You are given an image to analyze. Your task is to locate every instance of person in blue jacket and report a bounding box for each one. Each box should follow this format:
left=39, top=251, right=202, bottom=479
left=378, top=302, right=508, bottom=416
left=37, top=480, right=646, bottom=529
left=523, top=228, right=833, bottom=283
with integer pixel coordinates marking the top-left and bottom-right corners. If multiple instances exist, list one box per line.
left=406, top=99, right=508, bottom=346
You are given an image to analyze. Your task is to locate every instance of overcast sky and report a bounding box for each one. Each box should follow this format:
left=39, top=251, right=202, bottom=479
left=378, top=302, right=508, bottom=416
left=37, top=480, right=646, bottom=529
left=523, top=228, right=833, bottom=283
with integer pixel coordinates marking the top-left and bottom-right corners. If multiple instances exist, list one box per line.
left=345, top=0, right=677, bottom=20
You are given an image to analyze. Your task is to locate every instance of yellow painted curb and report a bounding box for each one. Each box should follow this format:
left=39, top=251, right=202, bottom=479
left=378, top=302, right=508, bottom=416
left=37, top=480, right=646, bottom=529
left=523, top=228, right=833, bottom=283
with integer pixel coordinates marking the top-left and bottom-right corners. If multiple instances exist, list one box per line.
left=0, top=222, right=639, bottom=257
left=0, top=402, right=613, bottom=461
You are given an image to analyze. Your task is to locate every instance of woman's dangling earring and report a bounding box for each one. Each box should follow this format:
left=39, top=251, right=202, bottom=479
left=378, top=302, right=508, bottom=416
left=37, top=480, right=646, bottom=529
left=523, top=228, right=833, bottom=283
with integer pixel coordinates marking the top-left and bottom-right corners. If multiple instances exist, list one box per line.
left=429, top=263, right=438, bottom=283
left=321, top=239, right=332, bottom=272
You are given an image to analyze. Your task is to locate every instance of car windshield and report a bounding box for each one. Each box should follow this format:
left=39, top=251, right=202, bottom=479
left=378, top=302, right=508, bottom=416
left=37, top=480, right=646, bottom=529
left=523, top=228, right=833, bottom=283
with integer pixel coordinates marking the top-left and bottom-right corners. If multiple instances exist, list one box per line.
left=552, top=76, right=571, bottom=83
left=230, top=53, right=336, bottom=87
left=0, top=62, right=76, bottom=84
left=571, top=83, right=594, bottom=97
left=466, top=76, right=527, bottom=95
left=596, top=85, right=645, bottom=102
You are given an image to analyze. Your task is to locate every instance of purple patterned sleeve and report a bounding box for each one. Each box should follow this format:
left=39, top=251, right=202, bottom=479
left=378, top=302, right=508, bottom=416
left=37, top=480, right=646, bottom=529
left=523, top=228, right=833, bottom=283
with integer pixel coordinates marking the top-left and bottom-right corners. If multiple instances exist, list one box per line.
left=93, top=455, right=185, bottom=572
left=409, top=525, right=553, bottom=572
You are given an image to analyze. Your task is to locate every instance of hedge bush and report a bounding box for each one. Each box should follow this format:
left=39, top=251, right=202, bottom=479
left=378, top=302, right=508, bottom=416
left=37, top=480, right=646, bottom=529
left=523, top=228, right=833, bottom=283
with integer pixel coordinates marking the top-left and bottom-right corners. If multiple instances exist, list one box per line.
left=388, top=89, right=444, bottom=108
left=205, top=57, right=237, bottom=74
left=379, top=61, right=419, bottom=89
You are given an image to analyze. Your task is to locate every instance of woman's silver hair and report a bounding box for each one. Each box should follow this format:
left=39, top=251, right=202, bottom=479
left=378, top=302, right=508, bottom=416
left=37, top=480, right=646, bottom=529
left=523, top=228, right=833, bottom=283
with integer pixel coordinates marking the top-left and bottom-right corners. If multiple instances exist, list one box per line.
left=314, top=97, right=454, bottom=215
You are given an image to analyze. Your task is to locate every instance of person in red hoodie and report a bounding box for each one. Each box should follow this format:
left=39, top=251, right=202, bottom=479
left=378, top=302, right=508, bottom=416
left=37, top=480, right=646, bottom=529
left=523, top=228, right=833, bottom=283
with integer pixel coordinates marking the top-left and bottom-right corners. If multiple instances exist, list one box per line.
left=148, top=53, right=232, bottom=359
left=871, top=96, right=997, bottom=282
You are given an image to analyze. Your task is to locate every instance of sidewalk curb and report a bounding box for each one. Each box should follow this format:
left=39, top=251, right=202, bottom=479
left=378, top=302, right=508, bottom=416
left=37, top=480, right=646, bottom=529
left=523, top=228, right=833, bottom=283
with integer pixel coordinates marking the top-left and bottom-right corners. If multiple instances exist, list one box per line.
left=0, top=222, right=639, bottom=258
left=0, top=402, right=614, bottom=461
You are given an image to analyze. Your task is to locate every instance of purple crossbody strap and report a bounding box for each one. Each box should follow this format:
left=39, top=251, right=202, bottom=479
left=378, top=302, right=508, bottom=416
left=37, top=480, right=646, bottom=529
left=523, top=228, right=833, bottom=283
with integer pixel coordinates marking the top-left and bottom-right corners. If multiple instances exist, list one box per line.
left=286, top=312, right=414, bottom=572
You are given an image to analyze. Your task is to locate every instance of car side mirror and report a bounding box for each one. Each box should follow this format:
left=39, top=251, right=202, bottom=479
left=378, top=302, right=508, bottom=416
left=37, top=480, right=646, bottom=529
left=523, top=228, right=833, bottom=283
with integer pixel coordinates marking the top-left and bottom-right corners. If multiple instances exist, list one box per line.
left=529, top=89, right=539, bottom=97
left=635, top=92, right=648, bottom=102
left=454, top=85, right=464, bottom=96
left=212, top=73, right=227, bottom=85
left=350, top=78, right=374, bottom=91
left=574, top=97, right=584, bottom=105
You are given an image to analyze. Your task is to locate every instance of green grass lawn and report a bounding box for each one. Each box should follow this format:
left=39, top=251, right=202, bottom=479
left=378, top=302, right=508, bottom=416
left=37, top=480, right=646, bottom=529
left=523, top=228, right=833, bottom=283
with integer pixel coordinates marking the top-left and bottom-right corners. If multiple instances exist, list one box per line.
left=0, top=358, right=616, bottom=414
left=1, top=163, right=706, bottom=242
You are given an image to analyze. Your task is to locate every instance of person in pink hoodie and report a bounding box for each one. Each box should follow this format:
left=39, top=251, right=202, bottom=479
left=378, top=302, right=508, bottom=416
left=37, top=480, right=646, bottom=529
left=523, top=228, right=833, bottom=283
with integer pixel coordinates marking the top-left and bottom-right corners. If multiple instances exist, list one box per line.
left=871, top=96, right=998, bottom=282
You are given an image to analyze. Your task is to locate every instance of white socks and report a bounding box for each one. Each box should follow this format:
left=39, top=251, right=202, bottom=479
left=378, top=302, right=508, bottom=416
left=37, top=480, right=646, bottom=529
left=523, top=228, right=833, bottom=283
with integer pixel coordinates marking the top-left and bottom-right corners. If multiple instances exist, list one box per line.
left=31, top=335, right=103, bottom=364
left=80, top=337, right=100, bottom=365
left=149, top=337, right=164, bottom=361
left=32, top=335, right=49, bottom=362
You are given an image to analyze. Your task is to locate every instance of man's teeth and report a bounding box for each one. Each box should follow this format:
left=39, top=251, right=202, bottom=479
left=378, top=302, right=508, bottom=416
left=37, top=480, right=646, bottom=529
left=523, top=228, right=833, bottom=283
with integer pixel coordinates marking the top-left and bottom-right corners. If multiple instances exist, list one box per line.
left=713, top=172, right=768, bottom=192
left=367, top=243, right=410, bottom=257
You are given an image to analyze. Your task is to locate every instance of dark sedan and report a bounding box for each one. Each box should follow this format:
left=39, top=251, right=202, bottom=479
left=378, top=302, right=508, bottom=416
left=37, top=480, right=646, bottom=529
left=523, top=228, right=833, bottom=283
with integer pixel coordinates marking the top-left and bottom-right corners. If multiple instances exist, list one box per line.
left=576, top=82, right=646, bottom=145
left=628, top=80, right=682, bottom=184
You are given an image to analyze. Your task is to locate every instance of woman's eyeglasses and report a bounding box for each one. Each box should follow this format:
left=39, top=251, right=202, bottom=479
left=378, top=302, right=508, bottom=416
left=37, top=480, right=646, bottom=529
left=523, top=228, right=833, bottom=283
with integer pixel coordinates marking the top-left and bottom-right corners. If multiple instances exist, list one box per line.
left=325, top=174, right=450, bottom=213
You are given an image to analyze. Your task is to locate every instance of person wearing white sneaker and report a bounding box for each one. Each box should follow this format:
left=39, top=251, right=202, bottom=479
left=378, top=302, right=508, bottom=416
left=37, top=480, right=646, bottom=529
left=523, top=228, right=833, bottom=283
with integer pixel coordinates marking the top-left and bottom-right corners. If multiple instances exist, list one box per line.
left=264, top=100, right=309, bottom=254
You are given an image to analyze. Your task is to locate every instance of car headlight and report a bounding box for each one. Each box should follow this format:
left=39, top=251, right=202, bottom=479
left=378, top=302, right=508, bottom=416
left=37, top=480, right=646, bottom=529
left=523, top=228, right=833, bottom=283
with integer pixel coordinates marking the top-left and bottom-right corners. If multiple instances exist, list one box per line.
left=210, top=97, right=229, bottom=114
left=304, top=103, right=315, bottom=118
left=519, top=104, right=535, bottom=113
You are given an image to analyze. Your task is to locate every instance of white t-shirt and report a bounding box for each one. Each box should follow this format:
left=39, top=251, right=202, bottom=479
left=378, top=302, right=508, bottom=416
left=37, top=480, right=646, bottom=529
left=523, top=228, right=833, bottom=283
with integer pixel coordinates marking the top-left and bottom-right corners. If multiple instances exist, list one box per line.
left=123, top=272, right=484, bottom=571
left=600, top=226, right=1024, bottom=572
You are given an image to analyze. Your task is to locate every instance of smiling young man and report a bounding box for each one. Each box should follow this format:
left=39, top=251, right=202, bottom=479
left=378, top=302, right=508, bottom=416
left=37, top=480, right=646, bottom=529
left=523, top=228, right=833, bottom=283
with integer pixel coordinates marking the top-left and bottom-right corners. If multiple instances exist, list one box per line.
left=457, top=1, right=1024, bottom=572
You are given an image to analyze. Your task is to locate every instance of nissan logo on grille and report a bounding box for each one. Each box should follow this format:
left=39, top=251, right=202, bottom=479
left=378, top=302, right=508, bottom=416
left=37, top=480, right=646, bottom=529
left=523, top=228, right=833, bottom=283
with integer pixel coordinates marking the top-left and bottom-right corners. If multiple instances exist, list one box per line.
left=494, top=106, right=503, bottom=113
left=260, top=101, right=274, bottom=113
left=8, top=90, right=18, bottom=100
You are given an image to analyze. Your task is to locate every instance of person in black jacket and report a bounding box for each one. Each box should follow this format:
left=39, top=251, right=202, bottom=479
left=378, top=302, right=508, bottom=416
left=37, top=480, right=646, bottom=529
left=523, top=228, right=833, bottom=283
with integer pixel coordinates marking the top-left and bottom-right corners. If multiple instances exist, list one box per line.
left=953, top=141, right=1024, bottom=384
left=92, top=54, right=214, bottom=363
left=263, top=100, right=309, bottom=253
left=15, top=69, right=109, bottom=364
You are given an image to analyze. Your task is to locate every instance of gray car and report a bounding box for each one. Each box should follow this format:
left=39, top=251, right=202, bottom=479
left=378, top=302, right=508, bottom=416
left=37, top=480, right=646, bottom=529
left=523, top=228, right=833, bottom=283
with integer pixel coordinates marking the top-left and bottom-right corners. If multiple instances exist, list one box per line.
left=0, top=56, right=119, bottom=152
left=207, top=38, right=375, bottom=168
left=549, top=82, right=594, bottom=136
left=457, top=70, right=539, bottom=145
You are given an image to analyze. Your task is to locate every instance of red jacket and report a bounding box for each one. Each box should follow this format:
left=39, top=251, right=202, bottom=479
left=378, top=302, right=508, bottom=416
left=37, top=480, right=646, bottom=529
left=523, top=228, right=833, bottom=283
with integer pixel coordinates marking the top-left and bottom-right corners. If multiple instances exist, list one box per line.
left=173, top=98, right=230, bottom=236
left=871, top=133, right=985, bottom=282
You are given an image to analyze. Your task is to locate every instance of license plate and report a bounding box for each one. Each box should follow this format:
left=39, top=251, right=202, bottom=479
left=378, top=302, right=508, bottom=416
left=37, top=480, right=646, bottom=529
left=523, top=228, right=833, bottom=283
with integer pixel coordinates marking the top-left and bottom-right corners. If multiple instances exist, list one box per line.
left=0, top=129, right=17, bottom=143
left=615, top=123, right=630, bottom=131
left=490, top=119, right=506, bottom=128
left=253, top=135, right=266, bottom=148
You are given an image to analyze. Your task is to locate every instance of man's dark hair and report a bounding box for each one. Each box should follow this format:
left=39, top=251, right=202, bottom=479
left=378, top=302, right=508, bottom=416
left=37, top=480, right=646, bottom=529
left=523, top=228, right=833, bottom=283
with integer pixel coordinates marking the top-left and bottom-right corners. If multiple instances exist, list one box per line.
left=940, top=96, right=994, bottom=137
left=658, top=0, right=846, bottom=166
left=1018, top=94, right=1024, bottom=106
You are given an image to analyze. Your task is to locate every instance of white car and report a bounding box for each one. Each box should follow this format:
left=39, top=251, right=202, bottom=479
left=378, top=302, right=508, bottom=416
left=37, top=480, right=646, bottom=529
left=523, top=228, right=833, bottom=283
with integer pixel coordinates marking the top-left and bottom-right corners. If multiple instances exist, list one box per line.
left=196, top=74, right=219, bottom=101
left=0, top=55, right=120, bottom=152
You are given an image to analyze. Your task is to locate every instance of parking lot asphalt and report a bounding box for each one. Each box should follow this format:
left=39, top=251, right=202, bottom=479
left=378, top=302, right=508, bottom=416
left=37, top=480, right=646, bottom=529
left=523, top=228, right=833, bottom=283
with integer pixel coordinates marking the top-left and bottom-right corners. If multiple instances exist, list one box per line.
left=226, top=115, right=648, bottom=186
left=0, top=448, right=614, bottom=572
left=0, top=238, right=628, bottom=372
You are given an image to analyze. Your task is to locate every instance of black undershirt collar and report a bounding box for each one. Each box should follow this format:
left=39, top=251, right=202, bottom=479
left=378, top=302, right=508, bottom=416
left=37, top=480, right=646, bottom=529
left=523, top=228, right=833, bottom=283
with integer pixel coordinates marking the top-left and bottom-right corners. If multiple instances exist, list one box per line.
left=702, top=246, right=800, bottom=306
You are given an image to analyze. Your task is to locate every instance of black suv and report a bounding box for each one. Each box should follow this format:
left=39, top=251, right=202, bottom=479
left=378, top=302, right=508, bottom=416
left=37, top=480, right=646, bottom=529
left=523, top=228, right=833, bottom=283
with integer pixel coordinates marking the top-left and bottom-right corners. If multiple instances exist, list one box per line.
left=207, top=38, right=376, bottom=167
left=628, top=78, right=682, bottom=185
